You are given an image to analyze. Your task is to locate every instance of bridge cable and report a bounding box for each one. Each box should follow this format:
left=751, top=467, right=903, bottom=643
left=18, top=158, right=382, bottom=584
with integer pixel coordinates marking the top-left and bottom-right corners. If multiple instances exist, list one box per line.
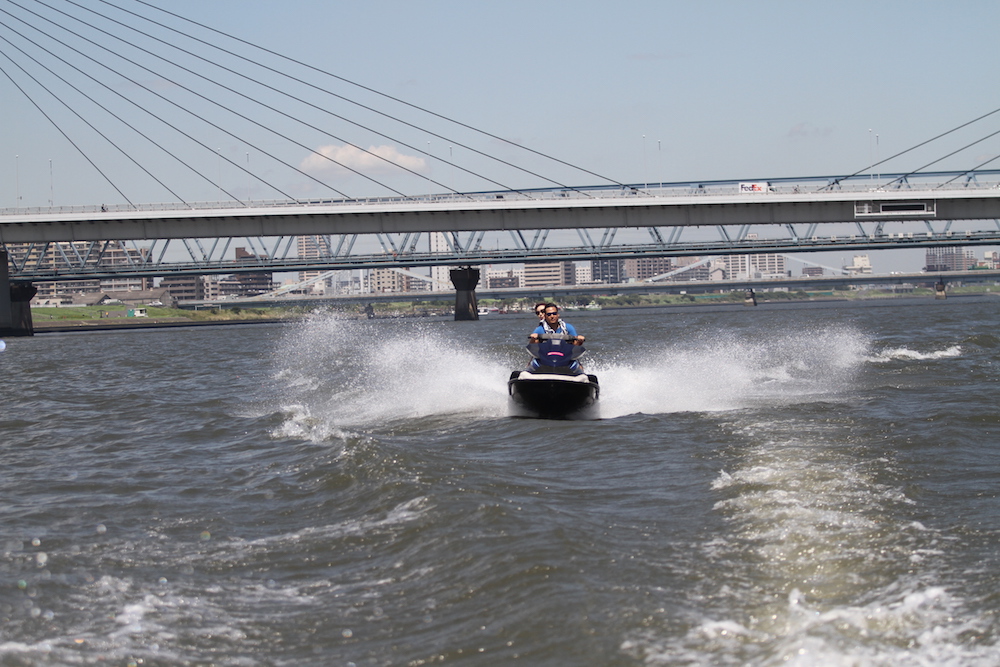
left=5, top=0, right=349, bottom=201
left=880, top=127, right=1000, bottom=189
left=73, top=0, right=566, bottom=200
left=0, top=25, right=189, bottom=206
left=0, top=53, right=135, bottom=207
left=98, top=0, right=587, bottom=197
left=119, top=0, right=627, bottom=193
left=44, top=0, right=487, bottom=199
left=936, top=152, right=1000, bottom=188
left=0, top=1, right=284, bottom=202
left=58, top=0, right=509, bottom=199
left=820, top=105, right=1000, bottom=191
left=9, top=0, right=358, bottom=201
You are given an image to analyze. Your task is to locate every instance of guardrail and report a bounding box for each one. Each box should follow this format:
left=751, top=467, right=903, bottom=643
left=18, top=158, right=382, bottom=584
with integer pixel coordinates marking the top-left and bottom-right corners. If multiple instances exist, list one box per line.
left=4, top=170, right=1000, bottom=217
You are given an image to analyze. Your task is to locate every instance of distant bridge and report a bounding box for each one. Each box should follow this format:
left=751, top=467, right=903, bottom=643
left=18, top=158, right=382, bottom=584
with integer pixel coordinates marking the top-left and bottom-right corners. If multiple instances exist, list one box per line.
left=187, top=269, right=1000, bottom=311
left=3, top=171, right=1000, bottom=281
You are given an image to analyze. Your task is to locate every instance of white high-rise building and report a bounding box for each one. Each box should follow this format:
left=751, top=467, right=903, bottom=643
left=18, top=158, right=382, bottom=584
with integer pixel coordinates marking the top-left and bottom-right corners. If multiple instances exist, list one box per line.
left=723, top=253, right=786, bottom=280
left=429, top=232, right=457, bottom=291
left=843, top=254, right=874, bottom=275
left=297, top=235, right=332, bottom=294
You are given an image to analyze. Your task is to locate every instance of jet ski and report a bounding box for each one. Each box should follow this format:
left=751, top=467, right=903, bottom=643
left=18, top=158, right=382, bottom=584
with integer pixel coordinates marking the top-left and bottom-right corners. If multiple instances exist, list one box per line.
left=508, top=334, right=599, bottom=419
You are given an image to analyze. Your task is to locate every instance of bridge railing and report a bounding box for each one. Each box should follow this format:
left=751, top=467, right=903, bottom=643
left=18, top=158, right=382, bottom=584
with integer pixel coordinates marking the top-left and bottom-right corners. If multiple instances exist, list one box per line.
left=3, top=171, right=1000, bottom=218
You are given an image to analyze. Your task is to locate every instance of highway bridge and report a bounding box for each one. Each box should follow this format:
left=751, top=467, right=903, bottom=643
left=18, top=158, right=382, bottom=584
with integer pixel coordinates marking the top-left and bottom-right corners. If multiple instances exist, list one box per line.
left=4, top=171, right=1000, bottom=281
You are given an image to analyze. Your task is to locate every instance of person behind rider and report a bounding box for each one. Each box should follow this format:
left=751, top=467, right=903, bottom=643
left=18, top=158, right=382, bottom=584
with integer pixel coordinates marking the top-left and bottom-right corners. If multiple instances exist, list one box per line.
left=529, top=303, right=585, bottom=345
left=533, top=302, right=547, bottom=322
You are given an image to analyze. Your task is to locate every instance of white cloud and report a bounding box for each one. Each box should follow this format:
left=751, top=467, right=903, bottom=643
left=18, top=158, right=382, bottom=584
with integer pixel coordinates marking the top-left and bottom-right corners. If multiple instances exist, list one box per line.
left=300, top=144, right=428, bottom=175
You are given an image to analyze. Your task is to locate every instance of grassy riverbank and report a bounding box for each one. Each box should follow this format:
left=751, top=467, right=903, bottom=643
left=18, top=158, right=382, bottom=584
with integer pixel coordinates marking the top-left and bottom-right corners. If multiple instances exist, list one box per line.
left=478, top=284, right=998, bottom=311
left=31, top=304, right=301, bottom=324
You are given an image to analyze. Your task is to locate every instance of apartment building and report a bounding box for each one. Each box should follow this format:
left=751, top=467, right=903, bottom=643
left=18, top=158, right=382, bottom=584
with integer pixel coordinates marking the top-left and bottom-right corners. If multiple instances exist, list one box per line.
left=523, top=261, right=576, bottom=288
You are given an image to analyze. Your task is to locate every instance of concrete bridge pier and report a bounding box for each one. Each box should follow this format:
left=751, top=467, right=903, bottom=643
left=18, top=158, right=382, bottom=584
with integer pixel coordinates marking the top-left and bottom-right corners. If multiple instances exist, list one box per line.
left=450, top=266, right=480, bottom=321
left=0, top=251, right=36, bottom=337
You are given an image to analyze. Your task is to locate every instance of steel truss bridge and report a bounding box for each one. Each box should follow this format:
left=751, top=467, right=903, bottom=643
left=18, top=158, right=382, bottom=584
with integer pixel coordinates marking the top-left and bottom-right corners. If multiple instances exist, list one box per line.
left=3, top=171, right=1000, bottom=281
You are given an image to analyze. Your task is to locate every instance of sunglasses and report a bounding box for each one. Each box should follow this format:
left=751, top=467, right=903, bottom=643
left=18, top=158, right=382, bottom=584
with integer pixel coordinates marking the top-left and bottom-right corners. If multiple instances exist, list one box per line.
left=544, top=312, right=559, bottom=316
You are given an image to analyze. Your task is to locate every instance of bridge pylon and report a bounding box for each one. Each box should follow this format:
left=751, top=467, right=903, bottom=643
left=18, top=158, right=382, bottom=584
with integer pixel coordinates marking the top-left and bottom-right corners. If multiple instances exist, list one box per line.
left=450, top=267, right=480, bottom=321
left=0, top=252, right=35, bottom=337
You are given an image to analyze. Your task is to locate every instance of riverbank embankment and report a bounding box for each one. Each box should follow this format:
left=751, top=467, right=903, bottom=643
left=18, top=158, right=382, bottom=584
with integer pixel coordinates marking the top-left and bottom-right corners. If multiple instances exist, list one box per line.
left=33, top=317, right=294, bottom=334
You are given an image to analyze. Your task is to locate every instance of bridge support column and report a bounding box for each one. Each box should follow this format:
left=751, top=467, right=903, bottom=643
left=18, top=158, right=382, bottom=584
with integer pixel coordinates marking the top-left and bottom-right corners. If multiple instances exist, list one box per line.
left=935, top=279, right=947, bottom=300
left=0, top=251, right=36, bottom=337
left=450, top=266, right=480, bottom=321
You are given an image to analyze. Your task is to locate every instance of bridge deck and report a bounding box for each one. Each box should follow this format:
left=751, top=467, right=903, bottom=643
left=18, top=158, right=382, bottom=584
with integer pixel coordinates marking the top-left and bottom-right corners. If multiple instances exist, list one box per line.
left=3, top=174, right=1000, bottom=243
left=3, top=173, right=1000, bottom=281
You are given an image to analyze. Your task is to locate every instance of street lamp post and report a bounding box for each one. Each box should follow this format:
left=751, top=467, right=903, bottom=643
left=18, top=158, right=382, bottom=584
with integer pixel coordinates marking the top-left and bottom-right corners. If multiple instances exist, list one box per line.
left=876, top=133, right=880, bottom=186
left=658, top=139, right=662, bottom=190
left=642, top=135, right=647, bottom=190
left=869, top=129, right=873, bottom=184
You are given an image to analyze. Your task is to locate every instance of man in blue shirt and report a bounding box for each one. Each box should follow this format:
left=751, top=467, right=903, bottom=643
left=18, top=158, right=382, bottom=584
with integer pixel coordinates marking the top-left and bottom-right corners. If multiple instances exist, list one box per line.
left=529, top=303, right=585, bottom=345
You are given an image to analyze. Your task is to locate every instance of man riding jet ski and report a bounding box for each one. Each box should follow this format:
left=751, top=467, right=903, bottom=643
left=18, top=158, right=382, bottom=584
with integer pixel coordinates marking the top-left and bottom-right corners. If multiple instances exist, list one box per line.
left=528, top=303, right=585, bottom=365
left=508, top=304, right=599, bottom=419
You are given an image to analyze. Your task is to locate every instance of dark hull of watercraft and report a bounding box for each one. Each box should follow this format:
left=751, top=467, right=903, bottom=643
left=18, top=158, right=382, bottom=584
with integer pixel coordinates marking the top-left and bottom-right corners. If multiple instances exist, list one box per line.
left=507, top=371, right=600, bottom=419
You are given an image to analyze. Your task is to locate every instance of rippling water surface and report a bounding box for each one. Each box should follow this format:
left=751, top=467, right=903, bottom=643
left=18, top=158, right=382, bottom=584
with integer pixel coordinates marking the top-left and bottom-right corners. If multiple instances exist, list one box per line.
left=2, top=297, right=1000, bottom=665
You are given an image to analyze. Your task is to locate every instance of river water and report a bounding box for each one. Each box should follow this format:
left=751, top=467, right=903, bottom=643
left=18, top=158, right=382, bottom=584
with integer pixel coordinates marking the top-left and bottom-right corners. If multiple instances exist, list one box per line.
left=2, top=296, right=1000, bottom=666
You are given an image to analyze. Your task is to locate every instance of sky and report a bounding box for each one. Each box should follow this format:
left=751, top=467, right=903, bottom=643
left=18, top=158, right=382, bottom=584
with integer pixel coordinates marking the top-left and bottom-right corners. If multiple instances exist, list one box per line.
left=2, top=0, right=1000, bottom=273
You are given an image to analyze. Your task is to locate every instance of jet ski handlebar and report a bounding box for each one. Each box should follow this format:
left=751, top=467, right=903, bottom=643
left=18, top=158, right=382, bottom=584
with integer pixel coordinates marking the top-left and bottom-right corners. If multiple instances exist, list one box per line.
left=528, top=332, right=586, bottom=344
left=536, top=333, right=578, bottom=341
